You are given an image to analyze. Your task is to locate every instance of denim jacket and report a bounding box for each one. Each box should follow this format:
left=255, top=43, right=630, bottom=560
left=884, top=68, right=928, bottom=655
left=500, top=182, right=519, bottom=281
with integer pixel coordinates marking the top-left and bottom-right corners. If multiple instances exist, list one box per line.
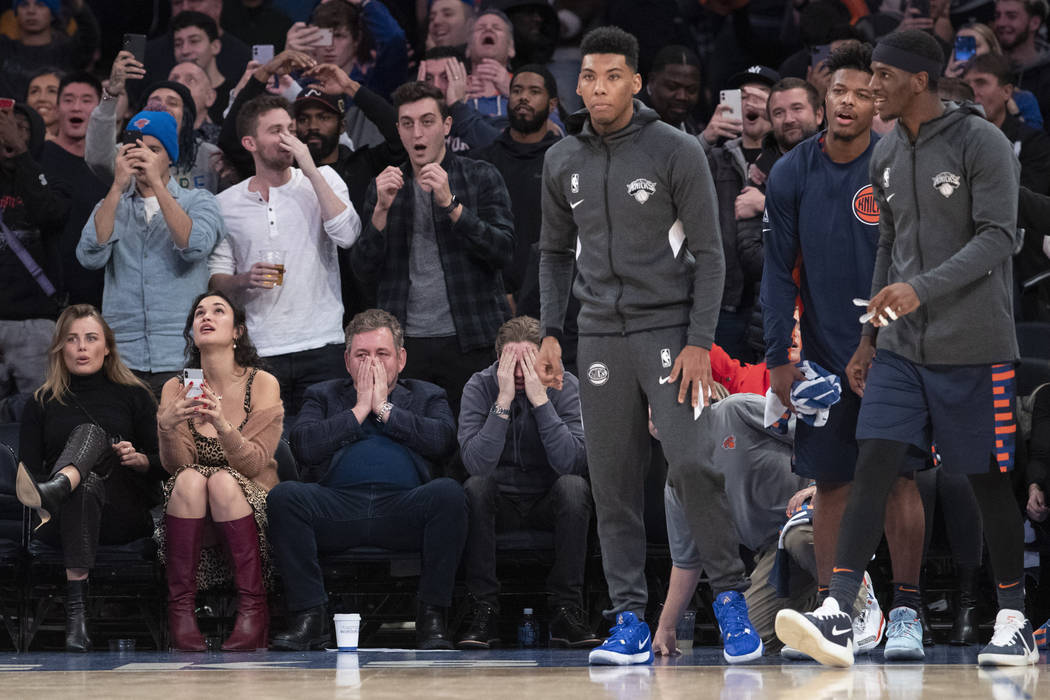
left=77, top=177, right=226, bottom=372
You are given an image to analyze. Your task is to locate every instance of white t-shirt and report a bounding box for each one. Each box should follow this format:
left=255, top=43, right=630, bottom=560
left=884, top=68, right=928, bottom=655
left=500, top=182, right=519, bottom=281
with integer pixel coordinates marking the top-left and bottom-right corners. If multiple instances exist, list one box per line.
left=210, top=166, right=360, bottom=356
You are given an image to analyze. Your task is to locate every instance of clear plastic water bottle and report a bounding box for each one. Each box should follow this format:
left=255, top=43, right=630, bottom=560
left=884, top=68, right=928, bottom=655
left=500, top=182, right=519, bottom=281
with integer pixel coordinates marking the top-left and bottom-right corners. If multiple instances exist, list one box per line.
left=517, top=607, right=538, bottom=648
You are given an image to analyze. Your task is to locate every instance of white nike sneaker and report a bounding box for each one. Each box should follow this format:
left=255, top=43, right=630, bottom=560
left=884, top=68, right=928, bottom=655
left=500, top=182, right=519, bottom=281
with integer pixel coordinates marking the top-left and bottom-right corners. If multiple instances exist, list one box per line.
left=853, top=572, right=885, bottom=654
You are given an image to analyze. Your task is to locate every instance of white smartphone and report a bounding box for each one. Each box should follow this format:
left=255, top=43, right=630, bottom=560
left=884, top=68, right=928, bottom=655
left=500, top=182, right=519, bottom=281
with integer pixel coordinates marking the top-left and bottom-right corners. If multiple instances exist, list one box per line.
left=183, top=368, right=204, bottom=399
left=314, top=27, right=333, bottom=46
left=719, top=89, right=742, bottom=121
left=252, top=44, right=274, bottom=65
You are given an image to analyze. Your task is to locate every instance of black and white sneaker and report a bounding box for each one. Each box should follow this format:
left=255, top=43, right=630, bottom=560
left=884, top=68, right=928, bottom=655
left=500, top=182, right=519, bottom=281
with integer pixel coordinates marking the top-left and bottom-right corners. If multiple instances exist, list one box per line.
left=977, top=609, right=1039, bottom=667
left=775, top=597, right=855, bottom=668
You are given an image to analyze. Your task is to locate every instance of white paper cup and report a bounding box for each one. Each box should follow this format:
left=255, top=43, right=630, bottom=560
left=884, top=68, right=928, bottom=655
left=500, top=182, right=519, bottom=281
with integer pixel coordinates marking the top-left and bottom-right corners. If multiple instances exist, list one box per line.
left=334, top=613, right=361, bottom=651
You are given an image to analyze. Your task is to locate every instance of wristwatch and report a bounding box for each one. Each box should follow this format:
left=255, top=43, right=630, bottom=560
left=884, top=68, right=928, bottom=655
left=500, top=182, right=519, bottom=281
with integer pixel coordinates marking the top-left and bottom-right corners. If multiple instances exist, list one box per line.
left=376, top=402, right=394, bottom=423
left=437, top=194, right=459, bottom=216
left=490, top=402, right=510, bottom=419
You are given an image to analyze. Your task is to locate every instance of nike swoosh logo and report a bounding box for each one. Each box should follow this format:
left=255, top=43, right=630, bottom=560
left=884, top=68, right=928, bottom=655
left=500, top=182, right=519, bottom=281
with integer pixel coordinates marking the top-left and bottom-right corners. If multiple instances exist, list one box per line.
left=570, top=199, right=584, bottom=209
left=831, top=626, right=851, bottom=636
left=886, top=193, right=895, bottom=202
left=638, top=633, right=650, bottom=649
left=659, top=375, right=672, bottom=384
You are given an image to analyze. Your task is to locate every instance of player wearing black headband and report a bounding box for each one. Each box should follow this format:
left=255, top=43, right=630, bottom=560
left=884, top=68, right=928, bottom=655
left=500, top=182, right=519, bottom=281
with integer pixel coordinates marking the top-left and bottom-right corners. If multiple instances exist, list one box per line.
left=775, top=29, right=1038, bottom=668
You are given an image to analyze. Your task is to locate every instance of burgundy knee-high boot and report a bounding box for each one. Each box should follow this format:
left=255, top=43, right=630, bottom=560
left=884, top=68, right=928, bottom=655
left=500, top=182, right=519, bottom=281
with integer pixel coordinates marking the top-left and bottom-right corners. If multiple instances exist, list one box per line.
left=218, top=515, right=269, bottom=651
left=165, top=514, right=207, bottom=651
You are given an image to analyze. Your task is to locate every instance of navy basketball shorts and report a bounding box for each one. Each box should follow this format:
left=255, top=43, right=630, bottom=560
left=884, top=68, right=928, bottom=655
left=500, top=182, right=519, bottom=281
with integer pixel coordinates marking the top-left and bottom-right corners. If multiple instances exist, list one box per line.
left=794, top=371, right=928, bottom=482
left=856, top=350, right=1017, bottom=474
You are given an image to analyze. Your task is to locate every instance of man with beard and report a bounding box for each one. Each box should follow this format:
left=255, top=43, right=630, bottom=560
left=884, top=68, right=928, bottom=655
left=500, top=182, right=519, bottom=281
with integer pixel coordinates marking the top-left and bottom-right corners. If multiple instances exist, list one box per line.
left=646, top=45, right=703, bottom=135
left=994, top=0, right=1050, bottom=132
left=470, top=65, right=560, bottom=316
left=39, top=73, right=108, bottom=309
left=209, top=94, right=360, bottom=427
left=733, top=78, right=825, bottom=308
left=776, top=29, right=1037, bottom=669
left=762, top=41, right=926, bottom=663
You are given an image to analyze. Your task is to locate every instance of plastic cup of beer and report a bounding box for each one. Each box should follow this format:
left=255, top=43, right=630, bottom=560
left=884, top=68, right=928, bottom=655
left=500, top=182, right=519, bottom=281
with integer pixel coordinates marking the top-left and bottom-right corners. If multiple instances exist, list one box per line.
left=260, top=249, right=286, bottom=286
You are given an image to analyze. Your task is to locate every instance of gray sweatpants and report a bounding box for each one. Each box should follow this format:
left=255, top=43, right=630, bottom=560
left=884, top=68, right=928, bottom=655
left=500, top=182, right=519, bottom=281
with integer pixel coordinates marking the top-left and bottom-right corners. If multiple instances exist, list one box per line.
left=578, top=328, right=749, bottom=619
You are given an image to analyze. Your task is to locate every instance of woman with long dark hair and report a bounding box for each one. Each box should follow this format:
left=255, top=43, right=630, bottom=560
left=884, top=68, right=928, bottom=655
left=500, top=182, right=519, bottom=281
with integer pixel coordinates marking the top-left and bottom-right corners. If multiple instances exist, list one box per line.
left=16, top=304, right=164, bottom=652
left=155, top=290, right=283, bottom=651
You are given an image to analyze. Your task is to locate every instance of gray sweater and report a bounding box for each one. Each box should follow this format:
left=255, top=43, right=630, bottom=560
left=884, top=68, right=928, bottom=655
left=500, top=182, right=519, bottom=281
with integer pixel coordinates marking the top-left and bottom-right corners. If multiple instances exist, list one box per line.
left=458, top=363, right=587, bottom=496
left=869, top=101, right=1021, bottom=365
left=539, top=101, right=724, bottom=347
left=85, top=97, right=220, bottom=194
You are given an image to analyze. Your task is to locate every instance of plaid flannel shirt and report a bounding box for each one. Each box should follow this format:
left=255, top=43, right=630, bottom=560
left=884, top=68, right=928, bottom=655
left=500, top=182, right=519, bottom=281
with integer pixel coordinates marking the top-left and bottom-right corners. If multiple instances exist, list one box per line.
left=352, top=151, right=515, bottom=352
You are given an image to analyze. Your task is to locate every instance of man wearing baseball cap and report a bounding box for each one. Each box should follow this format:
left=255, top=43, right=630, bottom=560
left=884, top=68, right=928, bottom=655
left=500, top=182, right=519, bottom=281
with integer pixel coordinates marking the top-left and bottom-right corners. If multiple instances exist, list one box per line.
left=703, top=66, right=778, bottom=361
left=77, top=110, right=226, bottom=396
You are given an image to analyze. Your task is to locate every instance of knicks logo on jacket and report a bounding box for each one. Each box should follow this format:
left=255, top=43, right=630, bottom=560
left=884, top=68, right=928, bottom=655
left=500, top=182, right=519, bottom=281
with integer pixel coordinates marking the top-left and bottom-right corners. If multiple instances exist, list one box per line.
left=852, top=184, right=879, bottom=225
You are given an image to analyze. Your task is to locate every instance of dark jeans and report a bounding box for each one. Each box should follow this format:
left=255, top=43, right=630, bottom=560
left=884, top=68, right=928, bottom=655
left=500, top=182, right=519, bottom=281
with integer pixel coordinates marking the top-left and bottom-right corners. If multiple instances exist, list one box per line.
left=402, top=335, right=493, bottom=417
left=264, top=343, right=346, bottom=430
left=266, top=478, right=468, bottom=611
left=463, top=474, right=592, bottom=610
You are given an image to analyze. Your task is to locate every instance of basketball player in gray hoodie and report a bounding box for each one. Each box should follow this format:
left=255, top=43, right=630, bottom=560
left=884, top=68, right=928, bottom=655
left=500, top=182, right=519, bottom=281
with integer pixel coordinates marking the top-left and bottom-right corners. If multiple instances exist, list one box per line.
left=536, top=27, right=763, bottom=665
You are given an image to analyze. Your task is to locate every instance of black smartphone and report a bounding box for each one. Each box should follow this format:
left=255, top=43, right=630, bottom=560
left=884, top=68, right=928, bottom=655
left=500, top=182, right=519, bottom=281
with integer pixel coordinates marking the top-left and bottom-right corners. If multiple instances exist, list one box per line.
left=810, top=43, right=831, bottom=71
left=955, top=34, right=977, bottom=62
left=122, top=33, right=147, bottom=64
left=121, top=129, right=142, bottom=146
left=909, top=0, right=930, bottom=17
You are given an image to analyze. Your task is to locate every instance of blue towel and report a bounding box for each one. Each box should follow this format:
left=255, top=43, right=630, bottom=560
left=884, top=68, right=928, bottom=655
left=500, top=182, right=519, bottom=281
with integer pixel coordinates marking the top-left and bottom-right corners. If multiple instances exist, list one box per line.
left=765, top=361, right=842, bottom=432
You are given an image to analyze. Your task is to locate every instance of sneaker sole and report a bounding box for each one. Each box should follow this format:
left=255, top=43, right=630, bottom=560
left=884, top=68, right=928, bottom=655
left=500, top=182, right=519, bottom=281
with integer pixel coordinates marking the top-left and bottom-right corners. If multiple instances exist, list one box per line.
left=588, top=648, right=653, bottom=665
left=456, top=639, right=498, bottom=650
left=884, top=645, right=925, bottom=661
left=780, top=646, right=811, bottom=661
left=977, top=648, right=1040, bottom=667
left=775, top=610, right=854, bottom=668
left=724, top=639, right=764, bottom=664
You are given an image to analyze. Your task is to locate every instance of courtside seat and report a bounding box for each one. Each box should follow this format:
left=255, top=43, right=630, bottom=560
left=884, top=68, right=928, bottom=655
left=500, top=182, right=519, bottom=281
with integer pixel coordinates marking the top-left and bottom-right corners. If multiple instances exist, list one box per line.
left=24, top=531, right=163, bottom=650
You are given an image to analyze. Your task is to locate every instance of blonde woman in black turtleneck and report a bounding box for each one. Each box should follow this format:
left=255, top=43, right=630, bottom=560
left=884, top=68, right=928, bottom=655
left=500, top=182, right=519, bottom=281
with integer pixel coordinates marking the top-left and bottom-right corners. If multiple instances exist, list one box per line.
left=15, top=304, right=163, bottom=652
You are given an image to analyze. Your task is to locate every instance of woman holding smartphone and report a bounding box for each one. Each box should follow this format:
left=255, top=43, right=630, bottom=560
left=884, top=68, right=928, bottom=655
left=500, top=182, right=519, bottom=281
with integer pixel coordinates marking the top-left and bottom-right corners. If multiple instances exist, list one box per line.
left=16, top=305, right=164, bottom=652
left=156, top=291, right=283, bottom=651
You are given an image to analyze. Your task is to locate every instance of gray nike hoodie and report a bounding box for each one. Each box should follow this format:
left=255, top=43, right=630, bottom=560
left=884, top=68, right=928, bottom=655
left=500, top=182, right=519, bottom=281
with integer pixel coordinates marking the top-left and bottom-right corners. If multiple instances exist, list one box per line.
left=538, top=100, right=724, bottom=347
left=868, top=101, right=1021, bottom=365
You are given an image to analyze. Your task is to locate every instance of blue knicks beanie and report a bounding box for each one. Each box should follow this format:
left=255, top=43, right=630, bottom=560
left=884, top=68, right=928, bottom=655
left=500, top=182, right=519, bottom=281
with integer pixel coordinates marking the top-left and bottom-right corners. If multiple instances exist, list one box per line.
left=15, top=0, right=62, bottom=17
left=127, top=110, right=179, bottom=163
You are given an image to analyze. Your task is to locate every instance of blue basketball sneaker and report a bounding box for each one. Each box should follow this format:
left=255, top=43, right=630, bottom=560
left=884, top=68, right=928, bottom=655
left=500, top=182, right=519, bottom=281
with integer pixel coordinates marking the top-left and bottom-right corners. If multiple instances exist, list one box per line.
left=588, top=612, right=653, bottom=665
left=712, top=590, right=763, bottom=663
left=883, top=607, right=925, bottom=661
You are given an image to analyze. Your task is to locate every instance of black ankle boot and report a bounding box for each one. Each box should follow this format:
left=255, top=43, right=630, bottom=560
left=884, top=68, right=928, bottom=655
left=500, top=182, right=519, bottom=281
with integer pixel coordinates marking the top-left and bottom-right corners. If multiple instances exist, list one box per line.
left=270, top=605, right=331, bottom=651
left=15, top=464, right=71, bottom=528
left=417, top=603, right=451, bottom=650
left=950, top=566, right=979, bottom=646
left=65, top=579, right=91, bottom=652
